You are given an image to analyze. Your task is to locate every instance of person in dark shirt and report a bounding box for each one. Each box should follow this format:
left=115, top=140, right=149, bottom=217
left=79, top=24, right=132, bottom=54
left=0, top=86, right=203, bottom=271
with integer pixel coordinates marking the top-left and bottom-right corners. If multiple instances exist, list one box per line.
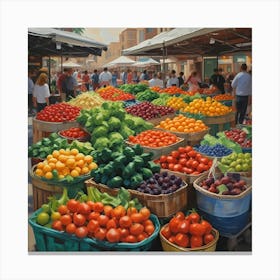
left=210, top=68, right=225, bottom=93
left=178, top=72, right=185, bottom=87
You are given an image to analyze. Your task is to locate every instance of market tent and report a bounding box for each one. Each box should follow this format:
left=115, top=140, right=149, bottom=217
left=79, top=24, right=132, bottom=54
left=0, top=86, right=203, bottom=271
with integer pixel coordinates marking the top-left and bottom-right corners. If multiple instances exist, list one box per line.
left=122, top=28, right=252, bottom=56
left=62, top=61, right=82, bottom=68
left=28, top=28, right=108, bottom=57
left=103, top=56, right=136, bottom=67
left=132, top=57, right=160, bottom=67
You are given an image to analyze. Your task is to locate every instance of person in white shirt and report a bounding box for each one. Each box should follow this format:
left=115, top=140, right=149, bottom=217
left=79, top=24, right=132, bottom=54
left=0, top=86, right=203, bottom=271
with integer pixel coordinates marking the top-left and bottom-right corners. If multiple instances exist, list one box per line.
left=33, top=73, right=50, bottom=112
left=148, top=72, right=164, bottom=88
left=231, top=63, right=252, bottom=124
left=99, top=67, right=112, bottom=87
left=166, top=70, right=179, bottom=87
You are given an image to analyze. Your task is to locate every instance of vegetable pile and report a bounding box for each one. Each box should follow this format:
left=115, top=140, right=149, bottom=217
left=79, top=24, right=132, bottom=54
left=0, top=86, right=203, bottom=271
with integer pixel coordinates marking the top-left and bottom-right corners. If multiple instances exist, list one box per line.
left=119, top=83, right=149, bottom=95
left=218, top=152, right=252, bottom=173
left=135, top=89, right=159, bottom=102
left=181, top=97, right=232, bottom=116
left=76, top=102, right=153, bottom=152
left=166, top=97, right=187, bottom=110
left=128, top=130, right=180, bottom=148
left=156, top=115, right=208, bottom=133
left=155, top=146, right=212, bottom=174
left=91, top=145, right=160, bottom=189
left=35, top=187, right=157, bottom=243
left=195, top=144, right=232, bottom=158
left=125, top=102, right=174, bottom=121
left=67, top=92, right=104, bottom=109
left=161, top=211, right=216, bottom=249
left=97, top=86, right=135, bottom=101
left=213, top=94, right=234, bottom=101
left=224, top=128, right=252, bottom=148
left=159, top=86, right=186, bottom=94
left=59, top=127, right=90, bottom=140
left=198, top=173, right=249, bottom=195
left=36, top=103, right=81, bottom=122
left=151, top=94, right=171, bottom=106
left=34, top=148, right=97, bottom=180
left=136, top=172, right=184, bottom=195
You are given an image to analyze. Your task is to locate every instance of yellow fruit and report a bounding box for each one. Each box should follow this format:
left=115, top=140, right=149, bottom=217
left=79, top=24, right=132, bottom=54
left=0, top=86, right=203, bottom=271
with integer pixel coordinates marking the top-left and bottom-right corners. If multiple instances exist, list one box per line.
left=37, top=162, right=44, bottom=169
left=55, top=161, right=65, bottom=171
left=45, top=172, right=53, bottom=179
left=58, top=174, right=65, bottom=179
left=61, top=167, right=70, bottom=176
left=66, top=158, right=76, bottom=168
left=59, top=149, right=66, bottom=155
left=48, top=157, right=58, bottom=164
left=52, top=150, right=60, bottom=158
left=35, top=168, right=43, bottom=176
left=64, top=149, right=71, bottom=156
left=81, top=166, right=89, bottom=175
left=70, top=148, right=79, bottom=156
left=75, top=153, right=84, bottom=161
left=76, top=159, right=85, bottom=168
left=47, top=154, right=53, bottom=160
left=58, top=154, right=68, bottom=163
left=84, top=155, right=93, bottom=164
left=49, top=162, right=56, bottom=169
left=70, top=169, right=79, bottom=177
left=88, top=162, right=98, bottom=170
left=74, top=166, right=82, bottom=173
left=43, top=165, right=52, bottom=173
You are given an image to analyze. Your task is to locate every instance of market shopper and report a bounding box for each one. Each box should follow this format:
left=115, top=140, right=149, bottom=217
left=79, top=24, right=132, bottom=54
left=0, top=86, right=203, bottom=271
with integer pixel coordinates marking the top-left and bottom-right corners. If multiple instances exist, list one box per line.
left=166, top=70, right=179, bottom=87
left=231, top=63, right=252, bottom=124
left=99, top=67, right=112, bottom=87
left=178, top=72, right=185, bottom=87
left=132, top=70, right=140, bottom=84
left=210, top=68, right=225, bottom=93
left=32, top=73, right=50, bottom=112
left=139, top=70, right=149, bottom=81
left=148, top=72, right=164, bottom=88
left=62, top=68, right=78, bottom=101
left=91, top=69, right=99, bottom=90
left=82, top=70, right=90, bottom=91
left=112, top=70, right=118, bottom=87
left=127, top=69, right=133, bottom=84
left=28, top=70, right=35, bottom=115
left=185, top=71, right=201, bottom=91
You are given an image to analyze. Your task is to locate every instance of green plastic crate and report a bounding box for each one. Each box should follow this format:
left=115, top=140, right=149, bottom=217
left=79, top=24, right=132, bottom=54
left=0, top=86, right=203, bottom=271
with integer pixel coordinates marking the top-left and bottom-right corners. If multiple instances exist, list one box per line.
left=29, top=209, right=160, bottom=251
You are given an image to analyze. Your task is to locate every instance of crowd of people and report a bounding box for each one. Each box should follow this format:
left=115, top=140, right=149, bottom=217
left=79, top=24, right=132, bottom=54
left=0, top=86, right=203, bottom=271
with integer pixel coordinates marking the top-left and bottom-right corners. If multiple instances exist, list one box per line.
left=28, top=64, right=251, bottom=125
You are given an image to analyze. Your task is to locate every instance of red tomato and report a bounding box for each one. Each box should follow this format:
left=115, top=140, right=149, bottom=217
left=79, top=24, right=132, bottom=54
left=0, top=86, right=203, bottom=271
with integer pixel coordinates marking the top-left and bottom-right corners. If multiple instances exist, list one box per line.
left=118, top=228, right=129, bottom=239
left=106, top=228, right=121, bottom=243
left=169, top=217, right=181, bottom=234
left=66, top=223, right=77, bottom=234
left=178, top=220, right=190, bottom=234
left=190, top=235, right=203, bottom=248
left=185, top=146, right=193, bottom=153
left=92, top=202, right=104, bottom=213
left=75, top=226, right=88, bottom=238
left=171, top=151, right=180, bottom=158
left=188, top=212, right=200, bottom=223
left=173, top=164, right=183, bottom=172
left=168, top=163, right=175, bottom=171
left=161, top=225, right=171, bottom=239
left=175, top=233, right=189, bottom=248
left=197, top=163, right=207, bottom=173
left=178, top=158, right=187, bottom=166
left=97, top=215, right=109, bottom=227
left=60, top=214, right=72, bottom=226
left=189, top=223, right=206, bottom=236
left=87, top=212, right=100, bottom=221
left=178, top=147, right=187, bottom=154
left=188, top=150, right=197, bottom=158
left=191, top=160, right=199, bottom=170
left=199, top=157, right=209, bottom=165
left=175, top=211, right=185, bottom=220
left=145, top=224, right=155, bottom=236
left=130, top=223, right=144, bottom=236
left=125, top=235, right=137, bottom=243
left=137, top=232, right=148, bottom=242
left=77, top=203, right=91, bottom=215
left=52, top=220, right=63, bottom=231
left=119, top=215, right=132, bottom=228
left=200, top=220, right=212, bottom=235
left=73, top=213, right=86, bottom=227
left=87, top=219, right=99, bottom=233
left=167, top=156, right=175, bottom=163
left=204, top=233, right=215, bottom=245
left=94, top=228, right=107, bottom=241
left=159, top=155, right=167, bottom=163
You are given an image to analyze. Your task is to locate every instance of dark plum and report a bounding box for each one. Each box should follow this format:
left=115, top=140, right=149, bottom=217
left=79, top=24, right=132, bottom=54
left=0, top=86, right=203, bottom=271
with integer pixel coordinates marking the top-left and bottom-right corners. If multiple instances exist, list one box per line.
left=162, top=171, right=168, bottom=177
left=205, top=177, right=214, bottom=186
left=170, top=174, right=176, bottom=180
left=162, top=183, right=168, bottom=190
left=163, top=177, right=170, bottom=184
left=174, top=177, right=183, bottom=186
left=157, top=177, right=164, bottom=185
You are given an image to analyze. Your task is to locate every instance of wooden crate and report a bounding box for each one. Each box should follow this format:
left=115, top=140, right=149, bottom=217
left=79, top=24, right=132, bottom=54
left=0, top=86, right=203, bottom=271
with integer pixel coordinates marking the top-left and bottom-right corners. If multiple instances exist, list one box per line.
left=32, top=118, right=79, bottom=143
left=85, top=179, right=188, bottom=218
left=125, top=137, right=185, bottom=160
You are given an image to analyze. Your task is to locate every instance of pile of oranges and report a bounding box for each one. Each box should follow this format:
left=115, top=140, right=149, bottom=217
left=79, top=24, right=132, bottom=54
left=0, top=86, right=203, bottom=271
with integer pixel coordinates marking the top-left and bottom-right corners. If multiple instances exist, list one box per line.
left=35, top=149, right=98, bottom=180
left=181, top=97, right=232, bottom=117
left=149, top=86, right=162, bottom=92
left=156, top=115, right=208, bottom=133
left=159, top=86, right=186, bottom=95
left=213, top=94, right=234, bottom=101
left=166, top=97, right=187, bottom=110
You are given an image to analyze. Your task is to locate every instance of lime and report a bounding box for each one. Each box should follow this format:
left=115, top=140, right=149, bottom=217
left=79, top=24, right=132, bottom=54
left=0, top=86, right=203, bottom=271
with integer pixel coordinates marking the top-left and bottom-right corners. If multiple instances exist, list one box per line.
left=236, top=159, right=243, bottom=164
left=228, top=168, right=235, bottom=172
left=230, top=161, right=237, bottom=168
left=221, top=157, right=228, bottom=164
left=244, top=153, right=251, bottom=159
left=238, top=153, right=244, bottom=159
left=242, top=163, right=250, bottom=171
left=231, top=152, right=238, bottom=160
left=36, top=212, right=50, bottom=225
left=235, top=164, right=242, bottom=172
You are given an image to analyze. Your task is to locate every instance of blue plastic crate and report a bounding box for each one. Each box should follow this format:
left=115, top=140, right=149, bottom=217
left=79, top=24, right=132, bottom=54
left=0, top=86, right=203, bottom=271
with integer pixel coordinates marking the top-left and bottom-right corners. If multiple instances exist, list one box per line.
left=29, top=209, right=160, bottom=251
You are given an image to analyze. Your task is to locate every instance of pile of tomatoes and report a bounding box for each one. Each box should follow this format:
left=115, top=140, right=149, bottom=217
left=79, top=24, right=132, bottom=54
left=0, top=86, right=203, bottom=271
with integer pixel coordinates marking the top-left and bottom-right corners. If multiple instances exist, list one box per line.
left=161, top=211, right=215, bottom=249
left=52, top=200, right=155, bottom=243
left=155, top=146, right=212, bottom=174
left=36, top=103, right=81, bottom=122
left=59, top=127, right=89, bottom=140
left=128, top=130, right=180, bottom=148
left=97, top=86, right=135, bottom=101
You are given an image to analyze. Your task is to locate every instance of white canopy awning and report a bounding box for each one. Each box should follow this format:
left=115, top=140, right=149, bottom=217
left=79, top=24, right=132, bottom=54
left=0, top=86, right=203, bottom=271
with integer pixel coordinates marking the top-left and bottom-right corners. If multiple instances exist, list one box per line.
left=132, top=57, right=160, bottom=67
left=62, top=61, right=82, bottom=68
left=103, top=56, right=136, bottom=68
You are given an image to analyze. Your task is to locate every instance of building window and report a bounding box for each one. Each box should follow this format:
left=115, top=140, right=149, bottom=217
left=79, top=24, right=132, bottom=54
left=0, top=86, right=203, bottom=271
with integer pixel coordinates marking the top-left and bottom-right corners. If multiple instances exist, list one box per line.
left=146, top=28, right=154, bottom=33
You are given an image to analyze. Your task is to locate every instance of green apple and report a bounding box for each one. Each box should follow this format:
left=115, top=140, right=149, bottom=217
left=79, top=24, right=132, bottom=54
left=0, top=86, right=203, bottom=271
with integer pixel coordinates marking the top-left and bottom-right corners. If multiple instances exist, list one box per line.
left=242, top=163, right=250, bottom=171
left=235, top=164, right=242, bottom=172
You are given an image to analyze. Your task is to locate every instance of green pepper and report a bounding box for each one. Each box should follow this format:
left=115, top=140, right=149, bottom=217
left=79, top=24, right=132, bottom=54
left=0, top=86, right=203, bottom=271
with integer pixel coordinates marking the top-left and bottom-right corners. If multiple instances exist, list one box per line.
left=123, top=146, right=135, bottom=160
left=141, top=168, right=153, bottom=180
left=102, top=162, right=114, bottom=176
left=101, top=174, right=110, bottom=185
left=122, top=162, right=135, bottom=179
left=132, top=144, right=144, bottom=155
left=147, top=161, right=161, bottom=173
left=141, top=152, right=153, bottom=163
left=130, top=173, right=143, bottom=189
left=107, top=176, right=123, bottom=189
left=49, top=132, right=59, bottom=141
left=42, top=138, right=51, bottom=146
left=133, top=156, right=145, bottom=170
left=100, top=192, right=121, bottom=207
left=101, top=148, right=113, bottom=162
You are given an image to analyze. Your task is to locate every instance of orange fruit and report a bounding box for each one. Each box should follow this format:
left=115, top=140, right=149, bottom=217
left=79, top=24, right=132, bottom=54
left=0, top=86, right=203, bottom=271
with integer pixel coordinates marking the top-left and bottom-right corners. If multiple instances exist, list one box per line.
left=37, top=162, right=44, bottom=169
left=43, top=165, right=52, bottom=173
left=76, top=159, right=85, bottom=168
left=35, top=168, right=43, bottom=176
left=48, top=157, right=58, bottom=164
left=84, top=155, right=93, bottom=164
left=70, top=148, right=79, bottom=156
left=52, top=150, right=60, bottom=158
left=88, top=162, right=98, bottom=170
left=74, top=166, right=82, bottom=173
left=70, top=169, right=79, bottom=178
left=58, top=154, right=68, bottom=163
left=81, top=166, right=89, bottom=175
left=66, top=158, right=76, bottom=168
left=44, top=172, right=53, bottom=179
left=75, top=153, right=84, bottom=161
left=55, top=161, right=65, bottom=171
